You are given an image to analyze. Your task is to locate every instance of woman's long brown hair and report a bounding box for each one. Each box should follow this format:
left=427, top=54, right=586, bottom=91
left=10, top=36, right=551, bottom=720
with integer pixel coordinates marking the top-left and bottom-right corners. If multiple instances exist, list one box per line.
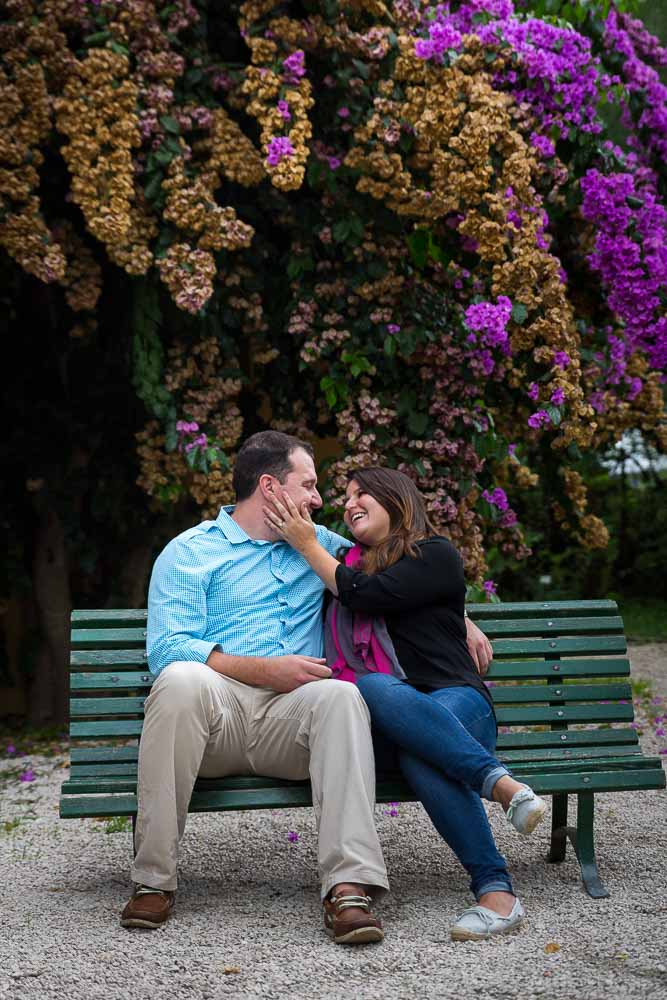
left=348, top=467, right=436, bottom=574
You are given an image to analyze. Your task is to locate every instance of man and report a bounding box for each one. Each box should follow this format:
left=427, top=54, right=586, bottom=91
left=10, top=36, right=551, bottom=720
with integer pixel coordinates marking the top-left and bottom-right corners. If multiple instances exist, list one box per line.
left=120, top=430, right=493, bottom=941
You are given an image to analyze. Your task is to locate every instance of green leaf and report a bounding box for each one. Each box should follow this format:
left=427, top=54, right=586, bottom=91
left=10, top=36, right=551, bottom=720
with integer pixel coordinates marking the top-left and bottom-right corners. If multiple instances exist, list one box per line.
left=384, top=336, right=396, bottom=357
left=143, top=172, right=163, bottom=202
left=160, top=115, right=180, bottom=135
left=545, top=404, right=562, bottom=426
left=511, top=302, right=528, bottom=325
left=408, top=411, right=429, bottom=435
left=332, top=220, right=350, bottom=243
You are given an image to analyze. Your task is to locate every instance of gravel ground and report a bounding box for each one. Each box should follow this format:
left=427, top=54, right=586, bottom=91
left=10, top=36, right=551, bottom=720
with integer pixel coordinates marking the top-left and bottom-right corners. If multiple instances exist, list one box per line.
left=1, top=645, right=665, bottom=1000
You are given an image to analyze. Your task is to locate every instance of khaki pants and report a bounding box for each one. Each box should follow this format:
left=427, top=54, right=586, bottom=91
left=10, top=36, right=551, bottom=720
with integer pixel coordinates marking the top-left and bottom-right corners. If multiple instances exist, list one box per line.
left=131, top=661, right=389, bottom=900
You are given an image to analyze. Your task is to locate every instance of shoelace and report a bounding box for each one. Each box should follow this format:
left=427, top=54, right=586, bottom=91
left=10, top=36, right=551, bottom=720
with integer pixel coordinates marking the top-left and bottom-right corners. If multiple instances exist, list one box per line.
left=506, top=787, right=533, bottom=825
left=457, top=904, right=516, bottom=937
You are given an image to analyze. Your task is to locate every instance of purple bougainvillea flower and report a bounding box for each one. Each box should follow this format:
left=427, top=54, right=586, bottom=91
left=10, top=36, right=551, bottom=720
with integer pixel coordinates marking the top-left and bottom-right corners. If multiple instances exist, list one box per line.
left=327, top=156, right=341, bottom=170
left=527, top=382, right=539, bottom=401
left=482, top=487, right=509, bottom=512
left=287, top=830, right=299, bottom=842
left=6, top=744, right=15, bottom=755
left=337, top=107, right=350, bottom=118
left=550, top=386, right=565, bottom=405
left=266, top=136, right=295, bottom=166
left=277, top=100, right=291, bottom=122
left=19, top=769, right=35, bottom=782
left=387, top=324, right=401, bottom=334
left=553, top=351, right=571, bottom=368
left=655, top=728, right=665, bottom=737
left=483, top=579, right=498, bottom=596
left=528, top=410, right=551, bottom=429
left=660, top=749, right=667, bottom=756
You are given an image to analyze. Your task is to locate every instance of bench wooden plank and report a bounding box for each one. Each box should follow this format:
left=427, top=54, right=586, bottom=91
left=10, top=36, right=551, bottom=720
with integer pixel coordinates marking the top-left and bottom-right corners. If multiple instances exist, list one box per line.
left=71, top=671, right=154, bottom=690
left=71, top=651, right=149, bottom=669
left=71, top=610, right=148, bottom=627
left=487, top=659, right=630, bottom=680
left=495, top=704, right=634, bottom=725
left=71, top=628, right=147, bottom=649
left=488, top=682, right=632, bottom=704
left=59, top=765, right=665, bottom=819
left=466, top=600, right=618, bottom=620
left=477, top=616, right=624, bottom=638
left=68, top=682, right=634, bottom=715
left=495, top=729, right=639, bottom=750
left=490, top=636, right=626, bottom=657
left=61, top=753, right=663, bottom=797
left=67, top=743, right=646, bottom=783
left=68, top=602, right=619, bottom=629
left=66, top=728, right=641, bottom=766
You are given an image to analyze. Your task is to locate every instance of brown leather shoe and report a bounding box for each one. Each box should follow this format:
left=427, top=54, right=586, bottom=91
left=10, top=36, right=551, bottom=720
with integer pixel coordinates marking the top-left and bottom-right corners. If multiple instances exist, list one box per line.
left=120, top=886, right=175, bottom=929
left=323, top=892, right=384, bottom=944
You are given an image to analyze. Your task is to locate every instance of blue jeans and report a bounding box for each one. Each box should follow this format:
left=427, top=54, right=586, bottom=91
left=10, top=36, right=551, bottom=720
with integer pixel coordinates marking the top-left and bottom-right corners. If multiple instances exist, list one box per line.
left=357, top=674, right=514, bottom=900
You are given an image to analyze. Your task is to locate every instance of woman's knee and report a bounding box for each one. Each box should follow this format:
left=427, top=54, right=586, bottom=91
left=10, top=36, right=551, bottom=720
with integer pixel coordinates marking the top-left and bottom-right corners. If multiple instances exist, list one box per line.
left=356, top=672, right=402, bottom=706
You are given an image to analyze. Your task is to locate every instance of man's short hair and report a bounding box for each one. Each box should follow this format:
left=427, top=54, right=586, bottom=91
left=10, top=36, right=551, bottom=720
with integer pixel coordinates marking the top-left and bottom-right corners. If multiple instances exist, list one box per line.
left=232, top=431, right=314, bottom=502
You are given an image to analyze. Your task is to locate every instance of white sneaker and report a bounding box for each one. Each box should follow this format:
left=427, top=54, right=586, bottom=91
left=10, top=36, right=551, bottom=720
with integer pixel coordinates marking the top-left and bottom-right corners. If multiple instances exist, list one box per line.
left=451, top=897, right=525, bottom=941
left=506, top=786, right=547, bottom=835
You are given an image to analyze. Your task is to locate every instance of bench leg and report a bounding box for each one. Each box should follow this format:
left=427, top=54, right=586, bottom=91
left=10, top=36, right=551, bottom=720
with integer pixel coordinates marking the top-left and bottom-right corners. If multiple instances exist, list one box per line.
left=549, top=792, right=609, bottom=899
left=547, top=792, right=569, bottom=863
left=132, top=814, right=137, bottom=858
left=569, top=792, right=610, bottom=899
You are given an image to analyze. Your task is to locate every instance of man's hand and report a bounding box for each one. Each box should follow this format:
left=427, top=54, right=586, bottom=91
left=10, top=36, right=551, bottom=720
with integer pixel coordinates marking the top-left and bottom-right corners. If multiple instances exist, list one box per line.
left=465, top=617, right=493, bottom=676
left=262, top=655, right=332, bottom=693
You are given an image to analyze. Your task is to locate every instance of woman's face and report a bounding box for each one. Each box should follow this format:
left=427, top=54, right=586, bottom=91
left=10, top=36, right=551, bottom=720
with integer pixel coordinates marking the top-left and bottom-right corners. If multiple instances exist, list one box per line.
left=343, top=479, right=391, bottom=546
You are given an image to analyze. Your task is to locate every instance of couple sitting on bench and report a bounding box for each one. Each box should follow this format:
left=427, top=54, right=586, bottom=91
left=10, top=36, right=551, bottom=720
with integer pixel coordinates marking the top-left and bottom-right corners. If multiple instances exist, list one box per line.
left=121, top=430, right=547, bottom=943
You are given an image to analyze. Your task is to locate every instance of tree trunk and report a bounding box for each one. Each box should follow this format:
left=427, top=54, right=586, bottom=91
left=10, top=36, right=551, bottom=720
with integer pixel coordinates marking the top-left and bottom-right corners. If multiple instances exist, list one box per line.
left=29, top=508, right=71, bottom=725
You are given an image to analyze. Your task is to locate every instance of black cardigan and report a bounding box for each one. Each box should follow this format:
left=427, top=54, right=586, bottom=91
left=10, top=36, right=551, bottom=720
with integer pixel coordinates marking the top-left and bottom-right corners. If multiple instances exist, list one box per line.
left=335, top=536, right=494, bottom=712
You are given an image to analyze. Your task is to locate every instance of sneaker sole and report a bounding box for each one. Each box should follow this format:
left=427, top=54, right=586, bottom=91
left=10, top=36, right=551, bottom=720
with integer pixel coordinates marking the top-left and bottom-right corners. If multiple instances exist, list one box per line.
left=450, top=919, right=523, bottom=942
left=521, top=799, right=547, bottom=835
left=326, top=926, right=385, bottom=945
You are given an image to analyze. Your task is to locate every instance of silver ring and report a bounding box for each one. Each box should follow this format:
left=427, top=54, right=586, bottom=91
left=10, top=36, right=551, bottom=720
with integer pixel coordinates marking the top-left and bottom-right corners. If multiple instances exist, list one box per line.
left=279, top=521, right=286, bottom=528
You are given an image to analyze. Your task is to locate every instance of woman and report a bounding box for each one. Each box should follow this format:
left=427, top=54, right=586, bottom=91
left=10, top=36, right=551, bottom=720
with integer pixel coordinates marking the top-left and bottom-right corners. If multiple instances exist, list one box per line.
left=264, top=466, right=546, bottom=941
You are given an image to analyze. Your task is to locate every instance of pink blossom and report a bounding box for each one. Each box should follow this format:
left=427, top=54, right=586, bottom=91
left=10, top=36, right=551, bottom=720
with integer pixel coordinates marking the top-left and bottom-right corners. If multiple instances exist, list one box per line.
left=550, top=387, right=565, bottom=405
left=337, top=107, right=350, bottom=118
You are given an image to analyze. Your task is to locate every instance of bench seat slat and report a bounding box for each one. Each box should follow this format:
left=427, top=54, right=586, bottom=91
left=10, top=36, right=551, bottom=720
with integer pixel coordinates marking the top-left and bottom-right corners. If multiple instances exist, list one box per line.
left=495, top=704, right=634, bottom=725
left=61, top=754, right=663, bottom=796
left=69, top=601, right=619, bottom=629
left=71, top=610, right=148, bottom=628
left=466, top=600, right=618, bottom=620
left=64, top=746, right=641, bottom=788
left=68, top=683, right=636, bottom=714
left=59, top=764, right=665, bottom=819
left=491, top=636, right=626, bottom=658
left=68, top=703, right=635, bottom=729
left=69, top=667, right=633, bottom=692
left=71, top=651, right=148, bottom=669
left=487, top=658, right=630, bottom=680
left=71, top=628, right=147, bottom=650
left=478, top=616, right=624, bottom=638
left=489, top=682, right=632, bottom=704
left=71, top=671, right=153, bottom=690
left=495, top=729, right=639, bottom=750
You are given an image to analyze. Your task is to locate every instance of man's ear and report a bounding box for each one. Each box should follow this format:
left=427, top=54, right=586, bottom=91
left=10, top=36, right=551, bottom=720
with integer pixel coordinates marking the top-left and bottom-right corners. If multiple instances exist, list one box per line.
left=259, top=474, right=275, bottom=497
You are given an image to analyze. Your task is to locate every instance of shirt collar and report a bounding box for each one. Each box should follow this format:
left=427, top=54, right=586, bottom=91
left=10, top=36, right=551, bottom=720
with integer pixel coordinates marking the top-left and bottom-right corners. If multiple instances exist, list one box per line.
left=215, top=505, right=272, bottom=545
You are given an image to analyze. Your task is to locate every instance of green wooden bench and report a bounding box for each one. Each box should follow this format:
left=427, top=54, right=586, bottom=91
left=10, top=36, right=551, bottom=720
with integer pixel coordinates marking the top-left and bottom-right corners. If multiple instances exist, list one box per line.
left=61, top=599, right=665, bottom=898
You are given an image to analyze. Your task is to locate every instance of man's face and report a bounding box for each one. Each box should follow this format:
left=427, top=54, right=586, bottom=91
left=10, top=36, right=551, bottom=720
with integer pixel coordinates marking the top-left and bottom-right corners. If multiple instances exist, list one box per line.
left=277, top=448, right=323, bottom=513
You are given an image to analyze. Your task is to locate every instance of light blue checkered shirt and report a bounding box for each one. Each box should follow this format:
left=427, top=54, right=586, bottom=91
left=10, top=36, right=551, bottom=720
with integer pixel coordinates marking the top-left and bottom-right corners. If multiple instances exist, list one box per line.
left=147, top=506, right=351, bottom=676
